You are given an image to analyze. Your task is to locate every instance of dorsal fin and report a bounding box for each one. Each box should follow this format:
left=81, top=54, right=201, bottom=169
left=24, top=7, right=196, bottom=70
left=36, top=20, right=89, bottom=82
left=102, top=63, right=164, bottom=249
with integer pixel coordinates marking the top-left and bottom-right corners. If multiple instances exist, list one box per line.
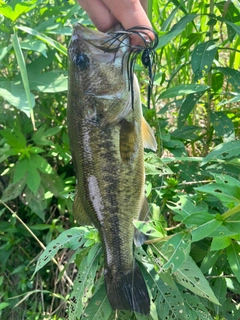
left=141, top=117, right=157, bottom=151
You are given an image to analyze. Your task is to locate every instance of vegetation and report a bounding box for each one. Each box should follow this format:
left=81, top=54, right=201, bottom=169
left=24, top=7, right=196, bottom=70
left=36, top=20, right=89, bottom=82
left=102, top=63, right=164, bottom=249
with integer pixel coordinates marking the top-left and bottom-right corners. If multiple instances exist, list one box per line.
left=0, top=0, right=240, bottom=319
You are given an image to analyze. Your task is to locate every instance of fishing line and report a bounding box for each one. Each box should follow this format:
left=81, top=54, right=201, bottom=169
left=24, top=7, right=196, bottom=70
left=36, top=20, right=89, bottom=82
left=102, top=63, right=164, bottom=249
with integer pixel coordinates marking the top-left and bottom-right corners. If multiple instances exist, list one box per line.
left=104, top=26, right=158, bottom=110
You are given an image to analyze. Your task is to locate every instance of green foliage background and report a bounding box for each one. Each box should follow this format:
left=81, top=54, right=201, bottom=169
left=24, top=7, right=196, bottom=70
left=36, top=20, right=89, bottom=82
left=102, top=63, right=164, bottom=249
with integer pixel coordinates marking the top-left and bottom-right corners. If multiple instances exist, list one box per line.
left=0, top=0, right=240, bottom=319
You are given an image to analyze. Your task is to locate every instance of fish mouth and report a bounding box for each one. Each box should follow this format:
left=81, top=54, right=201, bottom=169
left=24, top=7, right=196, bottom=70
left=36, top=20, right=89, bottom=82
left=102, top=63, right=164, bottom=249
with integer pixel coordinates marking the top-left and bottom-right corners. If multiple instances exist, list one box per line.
left=70, top=23, right=128, bottom=63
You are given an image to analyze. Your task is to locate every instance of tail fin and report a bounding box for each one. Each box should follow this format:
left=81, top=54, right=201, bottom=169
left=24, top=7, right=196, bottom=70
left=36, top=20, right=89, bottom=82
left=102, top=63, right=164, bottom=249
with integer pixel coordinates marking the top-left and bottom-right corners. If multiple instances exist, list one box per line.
left=104, top=263, right=150, bottom=315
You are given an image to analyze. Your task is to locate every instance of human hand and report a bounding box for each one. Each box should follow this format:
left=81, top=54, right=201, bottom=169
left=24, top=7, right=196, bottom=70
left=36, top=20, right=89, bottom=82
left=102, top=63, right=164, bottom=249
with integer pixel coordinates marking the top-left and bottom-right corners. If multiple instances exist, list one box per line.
left=76, top=0, right=152, bottom=46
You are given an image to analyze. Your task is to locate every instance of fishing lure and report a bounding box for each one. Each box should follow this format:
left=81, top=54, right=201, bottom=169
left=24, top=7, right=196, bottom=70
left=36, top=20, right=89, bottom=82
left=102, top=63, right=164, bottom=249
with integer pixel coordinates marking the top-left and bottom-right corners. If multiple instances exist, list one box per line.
left=105, top=26, right=158, bottom=109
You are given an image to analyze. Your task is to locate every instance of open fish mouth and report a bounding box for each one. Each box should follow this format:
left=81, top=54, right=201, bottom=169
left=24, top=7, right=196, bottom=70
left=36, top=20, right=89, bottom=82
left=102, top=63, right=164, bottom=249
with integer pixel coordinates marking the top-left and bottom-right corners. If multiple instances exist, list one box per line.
left=69, top=23, right=128, bottom=65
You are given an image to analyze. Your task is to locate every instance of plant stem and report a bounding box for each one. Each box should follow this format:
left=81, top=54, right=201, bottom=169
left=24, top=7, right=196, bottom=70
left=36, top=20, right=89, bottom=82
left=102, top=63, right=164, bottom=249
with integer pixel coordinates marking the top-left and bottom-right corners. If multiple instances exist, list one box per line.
left=204, top=0, right=215, bottom=156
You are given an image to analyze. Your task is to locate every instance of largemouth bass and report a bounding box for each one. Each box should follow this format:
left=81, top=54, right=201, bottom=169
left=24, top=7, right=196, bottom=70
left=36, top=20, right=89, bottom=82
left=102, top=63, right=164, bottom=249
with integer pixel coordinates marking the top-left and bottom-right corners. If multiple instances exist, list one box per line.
left=67, top=24, right=157, bottom=315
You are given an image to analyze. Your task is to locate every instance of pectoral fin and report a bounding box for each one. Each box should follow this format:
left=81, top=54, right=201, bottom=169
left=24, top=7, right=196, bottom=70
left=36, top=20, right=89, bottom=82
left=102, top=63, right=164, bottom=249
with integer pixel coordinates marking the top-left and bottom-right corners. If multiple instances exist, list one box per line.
left=141, top=117, right=157, bottom=151
left=134, top=197, right=150, bottom=247
left=119, top=119, right=137, bottom=163
left=73, top=187, right=92, bottom=225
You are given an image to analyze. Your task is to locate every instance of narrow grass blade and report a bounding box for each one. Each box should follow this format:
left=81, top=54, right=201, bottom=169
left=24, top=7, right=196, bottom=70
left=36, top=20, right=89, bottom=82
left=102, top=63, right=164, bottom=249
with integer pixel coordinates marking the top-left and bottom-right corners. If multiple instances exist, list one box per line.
left=12, top=30, right=35, bottom=129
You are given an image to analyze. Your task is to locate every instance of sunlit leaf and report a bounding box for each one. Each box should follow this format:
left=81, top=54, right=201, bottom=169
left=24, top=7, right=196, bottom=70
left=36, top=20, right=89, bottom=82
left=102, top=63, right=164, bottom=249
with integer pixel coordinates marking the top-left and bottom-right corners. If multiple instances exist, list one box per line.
left=201, top=140, right=240, bottom=165
left=191, top=40, right=217, bottom=81
left=227, top=241, right=240, bottom=283
left=16, top=25, right=67, bottom=56
left=158, top=84, right=209, bottom=99
left=174, top=256, right=220, bottom=304
left=157, top=14, right=198, bottom=48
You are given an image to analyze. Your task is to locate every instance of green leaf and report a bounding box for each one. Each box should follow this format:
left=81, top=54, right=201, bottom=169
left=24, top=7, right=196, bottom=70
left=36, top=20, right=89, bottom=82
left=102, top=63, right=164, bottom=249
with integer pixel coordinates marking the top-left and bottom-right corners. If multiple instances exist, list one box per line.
left=219, top=18, right=240, bottom=37
left=1, top=177, right=26, bottom=202
left=200, top=250, right=221, bottom=275
left=14, top=159, right=29, bottom=184
left=69, top=244, right=102, bottom=319
left=16, top=25, right=67, bottom=56
left=0, top=44, right=12, bottom=61
left=210, top=111, right=234, bottom=140
left=29, top=71, right=68, bottom=93
left=182, top=292, right=213, bottom=320
left=174, top=256, right=220, bottom=304
left=176, top=33, right=202, bottom=63
left=20, top=39, right=47, bottom=57
left=26, top=163, right=41, bottom=194
left=133, top=220, right=165, bottom=238
left=191, top=40, right=217, bottom=81
left=158, top=84, right=208, bottom=100
left=218, top=93, right=240, bottom=105
left=32, top=125, right=61, bottom=146
left=227, top=241, right=240, bottom=283
left=81, top=283, right=112, bottom=320
left=195, top=183, right=240, bottom=207
left=213, top=278, right=227, bottom=314
left=33, top=227, right=91, bottom=276
left=0, top=302, right=10, bottom=311
left=0, top=80, right=35, bottom=116
left=177, top=92, right=205, bottom=128
left=210, top=236, right=232, bottom=251
left=211, top=72, right=224, bottom=93
left=31, top=154, right=53, bottom=174
left=201, top=140, right=240, bottom=166
left=0, top=2, right=37, bottom=21
left=157, top=14, right=198, bottom=48
left=162, top=233, right=191, bottom=272
left=169, top=197, right=202, bottom=222
left=211, top=172, right=240, bottom=188
left=138, top=256, right=187, bottom=320
left=0, top=128, right=26, bottom=148
left=217, top=67, right=240, bottom=92
left=12, top=31, right=35, bottom=118
left=144, top=153, right=173, bottom=175
left=191, top=219, right=222, bottom=242
left=23, top=186, right=47, bottom=221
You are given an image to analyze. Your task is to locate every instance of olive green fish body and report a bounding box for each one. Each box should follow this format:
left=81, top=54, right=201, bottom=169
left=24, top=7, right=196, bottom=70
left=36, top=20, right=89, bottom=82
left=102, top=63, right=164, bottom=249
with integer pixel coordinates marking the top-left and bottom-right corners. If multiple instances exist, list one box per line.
left=68, top=24, right=156, bottom=315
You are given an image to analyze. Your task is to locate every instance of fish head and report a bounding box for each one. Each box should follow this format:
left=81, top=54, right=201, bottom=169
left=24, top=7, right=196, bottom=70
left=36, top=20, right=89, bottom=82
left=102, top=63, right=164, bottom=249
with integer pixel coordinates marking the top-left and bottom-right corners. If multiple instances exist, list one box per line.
left=68, top=24, right=133, bottom=124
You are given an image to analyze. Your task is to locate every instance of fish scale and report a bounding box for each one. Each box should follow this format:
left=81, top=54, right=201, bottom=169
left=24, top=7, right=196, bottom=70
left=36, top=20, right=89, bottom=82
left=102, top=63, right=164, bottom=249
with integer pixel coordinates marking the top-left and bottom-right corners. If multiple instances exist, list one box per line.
left=67, top=23, right=157, bottom=315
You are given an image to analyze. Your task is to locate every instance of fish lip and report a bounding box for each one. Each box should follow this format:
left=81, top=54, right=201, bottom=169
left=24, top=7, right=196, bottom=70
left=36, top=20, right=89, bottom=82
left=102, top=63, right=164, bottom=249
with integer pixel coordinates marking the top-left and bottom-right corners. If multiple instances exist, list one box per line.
left=70, top=23, right=128, bottom=56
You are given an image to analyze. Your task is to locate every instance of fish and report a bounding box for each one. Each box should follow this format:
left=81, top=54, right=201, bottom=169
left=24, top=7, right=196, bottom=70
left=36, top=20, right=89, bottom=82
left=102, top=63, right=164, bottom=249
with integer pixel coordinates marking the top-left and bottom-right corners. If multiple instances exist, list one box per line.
left=67, top=23, right=157, bottom=315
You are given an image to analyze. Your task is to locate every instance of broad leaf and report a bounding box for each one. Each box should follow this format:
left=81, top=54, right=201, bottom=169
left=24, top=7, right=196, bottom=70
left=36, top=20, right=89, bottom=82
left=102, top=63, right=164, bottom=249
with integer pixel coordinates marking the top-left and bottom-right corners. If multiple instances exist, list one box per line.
left=69, top=244, right=102, bottom=319
left=16, top=25, right=67, bottom=56
left=157, top=14, right=198, bottom=48
left=196, top=183, right=240, bottom=207
left=174, top=256, right=220, bottom=304
left=81, top=283, right=112, bottom=320
left=33, top=227, right=92, bottom=276
left=210, top=236, right=232, bottom=251
left=227, top=241, right=240, bottom=283
left=201, top=140, right=240, bottom=165
left=158, top=84, right=208, bottom=100
left=162, top=232, right=191, bottom=272
left=210, top=111, right=234, bottom=141
left=191, top=40, right=217, bottom=81
left=177, top=92, right=205, bottom=128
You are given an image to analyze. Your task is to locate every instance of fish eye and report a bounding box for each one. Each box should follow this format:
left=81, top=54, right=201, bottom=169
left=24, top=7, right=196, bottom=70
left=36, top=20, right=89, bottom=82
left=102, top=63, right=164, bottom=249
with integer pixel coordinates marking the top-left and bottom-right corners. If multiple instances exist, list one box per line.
left=75, top=53, right=90, bottom=70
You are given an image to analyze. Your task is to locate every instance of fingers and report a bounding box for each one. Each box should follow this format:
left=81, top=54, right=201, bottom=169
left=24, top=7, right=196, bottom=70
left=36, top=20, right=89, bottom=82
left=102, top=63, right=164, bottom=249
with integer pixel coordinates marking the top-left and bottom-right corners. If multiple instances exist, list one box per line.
left=76, top=0, right=118, bottom=32
left=76, top=0, right=153, bottom=46
left=102, top=0, right=151, bottom=30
